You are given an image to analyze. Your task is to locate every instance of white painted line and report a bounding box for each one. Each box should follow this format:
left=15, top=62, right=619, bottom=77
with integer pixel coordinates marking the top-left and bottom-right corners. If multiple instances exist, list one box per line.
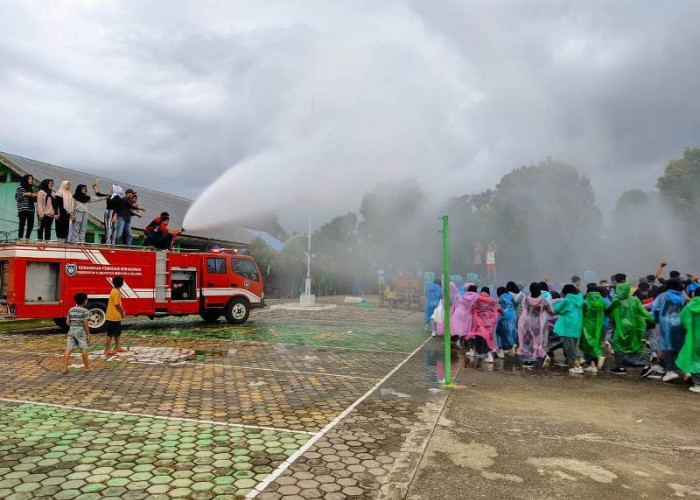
left=192, top=362, right=378, bottom=381
left=0, top=397, right=316, bottom=436
left=246, top=336, right=431, bottom=499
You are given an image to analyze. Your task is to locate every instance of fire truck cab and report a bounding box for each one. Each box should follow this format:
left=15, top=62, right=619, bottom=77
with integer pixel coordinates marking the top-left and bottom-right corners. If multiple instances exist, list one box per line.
left=0, top=243, right=264, bottom=332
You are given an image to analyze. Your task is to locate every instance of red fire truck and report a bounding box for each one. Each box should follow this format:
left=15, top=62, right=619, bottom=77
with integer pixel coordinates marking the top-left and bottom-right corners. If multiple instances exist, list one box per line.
left=0, top=243, right=265, bottom=332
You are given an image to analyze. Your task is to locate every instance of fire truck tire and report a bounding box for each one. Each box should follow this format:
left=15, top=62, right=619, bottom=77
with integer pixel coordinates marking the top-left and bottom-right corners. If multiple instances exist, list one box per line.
left=53, top=317, right=70, bottom=333
left=87, top=302, right=108, bottom=333
left=199, top=310, right=222, bottom=323
left=225, top=298, right=250, bottom=324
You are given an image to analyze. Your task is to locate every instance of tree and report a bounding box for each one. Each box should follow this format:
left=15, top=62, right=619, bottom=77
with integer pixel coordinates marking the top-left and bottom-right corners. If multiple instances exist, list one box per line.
left=657, top=147, right=700, bottom=226
left=358, top=179, right=437, bottom=272
left=448, top=190, right=494, bottom=273
left=312, top=212, right=362, bottom=294
left=615, top=189, right=650, bottom=213
left=489, top=159, right=602, bottom=278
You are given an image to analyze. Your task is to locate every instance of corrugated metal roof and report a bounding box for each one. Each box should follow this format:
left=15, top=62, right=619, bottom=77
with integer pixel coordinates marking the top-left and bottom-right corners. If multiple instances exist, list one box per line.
left=0, top=152, right=254, bottom=246
left=243, top=228, right=285, bottom=252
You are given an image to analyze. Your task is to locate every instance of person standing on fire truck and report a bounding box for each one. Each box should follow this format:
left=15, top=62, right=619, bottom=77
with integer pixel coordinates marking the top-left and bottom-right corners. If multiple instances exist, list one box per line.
left=104, top=276, right=126, bottom=356
left=15, top=174, right=37, bottom=241
left=36, top=179, right=57, bottom=241
left=115, top=189, right=138, bottom=246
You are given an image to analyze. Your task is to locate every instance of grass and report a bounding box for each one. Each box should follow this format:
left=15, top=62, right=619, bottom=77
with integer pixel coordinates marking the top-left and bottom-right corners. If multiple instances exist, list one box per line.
left=0, top=318, right=56, bottom=333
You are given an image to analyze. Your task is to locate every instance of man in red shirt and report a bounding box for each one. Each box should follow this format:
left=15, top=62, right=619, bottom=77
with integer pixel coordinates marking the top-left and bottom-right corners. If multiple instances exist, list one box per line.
left=143, top=215, right=182, bottom=250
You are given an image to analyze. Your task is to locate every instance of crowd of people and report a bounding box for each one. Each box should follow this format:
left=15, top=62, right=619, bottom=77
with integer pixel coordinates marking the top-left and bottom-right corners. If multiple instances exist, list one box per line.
left=15, top=174, right=181, bottom=249
left=424, top=262, right=700, bottom=393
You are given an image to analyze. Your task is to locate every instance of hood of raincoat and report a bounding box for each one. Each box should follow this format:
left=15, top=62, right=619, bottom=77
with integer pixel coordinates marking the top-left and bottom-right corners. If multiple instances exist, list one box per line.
left=552, top=293, right=584, bottom=338
left=615, top=282, right=631, bottom=300
left=585, top=291, right=604, bottom=306
left=687, top=296, right=700, bottom=313
left=566, top=293, right=584, bottom=307
left=666, top=289, right=686, bottom=305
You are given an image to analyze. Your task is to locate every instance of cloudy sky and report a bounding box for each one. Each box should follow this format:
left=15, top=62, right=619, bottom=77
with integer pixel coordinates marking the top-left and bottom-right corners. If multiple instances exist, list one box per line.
left=1, top=0, right=699, bottom=229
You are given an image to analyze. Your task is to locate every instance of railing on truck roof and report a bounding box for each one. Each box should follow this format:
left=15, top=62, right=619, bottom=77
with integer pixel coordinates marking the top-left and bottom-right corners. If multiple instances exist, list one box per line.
left=0, top=238, right=247, bottom=255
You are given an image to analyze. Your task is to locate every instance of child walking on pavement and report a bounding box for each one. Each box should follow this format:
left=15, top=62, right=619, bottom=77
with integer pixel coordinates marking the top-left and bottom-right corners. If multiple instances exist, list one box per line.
left=62, top=293, right=92, bottom=374
left=104, top=276, right=126, bottom=356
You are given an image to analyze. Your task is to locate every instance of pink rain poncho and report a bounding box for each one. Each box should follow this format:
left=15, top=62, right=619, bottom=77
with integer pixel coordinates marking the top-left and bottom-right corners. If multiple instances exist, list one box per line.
left=517, top=296, right=554, bottom=362
left=436, top=283, right=460, bottom=336
left=466, top=293, right=500, bottom=350
left=452, top=291, right=478, bottom=337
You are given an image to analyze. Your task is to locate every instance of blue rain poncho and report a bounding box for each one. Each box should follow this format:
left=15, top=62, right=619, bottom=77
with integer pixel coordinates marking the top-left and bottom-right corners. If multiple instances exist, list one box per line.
left=652, top=289, right=687, bottom=352
left=495, top=292, right=517, bottom=349
left=425, top=282, right=443, bottom=323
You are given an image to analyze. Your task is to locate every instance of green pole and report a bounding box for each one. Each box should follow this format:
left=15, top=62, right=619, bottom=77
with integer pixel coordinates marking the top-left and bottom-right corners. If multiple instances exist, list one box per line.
left=442, top=215, right=451, bottom=386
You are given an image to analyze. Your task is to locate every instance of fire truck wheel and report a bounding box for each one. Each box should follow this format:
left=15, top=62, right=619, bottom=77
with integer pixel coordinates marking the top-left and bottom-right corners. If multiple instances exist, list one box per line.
left=225, top=298, right=250, bottom=324
left=199, top=310, right=222, bottom=323
left=87, top=302, right=108, bottom=333
left=53, top=317, right=70, bottom=333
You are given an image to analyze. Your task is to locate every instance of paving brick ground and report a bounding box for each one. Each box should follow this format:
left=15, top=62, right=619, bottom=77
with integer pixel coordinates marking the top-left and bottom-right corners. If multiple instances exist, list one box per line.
left=0, top=303, right=452, bottom=499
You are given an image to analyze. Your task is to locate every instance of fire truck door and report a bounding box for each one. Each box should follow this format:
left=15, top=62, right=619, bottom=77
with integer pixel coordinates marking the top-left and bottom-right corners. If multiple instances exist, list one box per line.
left=203, top=256, right=229, bottom=307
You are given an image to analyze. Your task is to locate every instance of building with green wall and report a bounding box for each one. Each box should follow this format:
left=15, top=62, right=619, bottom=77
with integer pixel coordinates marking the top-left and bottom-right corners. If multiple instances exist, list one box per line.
left=0, top=152, right=256, bottom=249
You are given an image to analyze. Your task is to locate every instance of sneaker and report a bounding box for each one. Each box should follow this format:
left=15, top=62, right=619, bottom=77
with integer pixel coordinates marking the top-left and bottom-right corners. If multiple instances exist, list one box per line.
left=640, top=366, right=654, bottom=378
left=542, top=355, right=551, bottom=368
left=522, top=362, right=533, bottom=370
left=583, top=366, right=598, bottom=374
left=569, top=366, right=584, bottom=374
left=431, top=332, right=436, bottom=338
left=466, top=349, right=476, bottom=357
left=497, top=349, right=504, bottom=358
left=610, top=367, right=627, bottom=375
left=597, top=356, right=606, bottom=370
left=689, top=386, right=700, bottom=394
left=485, top=352, right=494, bottom=363
left=662, top=371, right=680, bottom=383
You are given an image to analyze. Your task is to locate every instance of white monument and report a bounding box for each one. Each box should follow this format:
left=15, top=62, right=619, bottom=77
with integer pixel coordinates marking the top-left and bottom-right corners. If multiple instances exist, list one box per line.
left=299, top=217, right=315, bottom=306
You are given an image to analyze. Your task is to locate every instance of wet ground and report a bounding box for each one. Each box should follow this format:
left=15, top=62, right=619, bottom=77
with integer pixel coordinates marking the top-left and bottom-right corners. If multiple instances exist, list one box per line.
left=0, top=297, right=697, bottom=499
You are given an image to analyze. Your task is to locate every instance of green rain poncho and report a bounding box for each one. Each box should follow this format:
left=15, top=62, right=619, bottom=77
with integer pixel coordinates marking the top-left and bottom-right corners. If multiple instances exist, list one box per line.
left=580, top=291, right=605, bottom=358
left=676, top=297, right=700, bottom=375
left=606, top=282, right=654, bottom=353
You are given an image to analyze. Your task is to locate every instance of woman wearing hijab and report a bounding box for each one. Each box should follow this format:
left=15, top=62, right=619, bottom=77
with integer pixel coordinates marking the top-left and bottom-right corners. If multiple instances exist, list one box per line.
left=54, top=181, right=75, bottom=243
left=15, top=174, right=37, bottom=240
left=36, top=179, right=56, bottom=241
left=105, top=185, right=123, bottom=245
left=69, top=181, right=108, bottom=243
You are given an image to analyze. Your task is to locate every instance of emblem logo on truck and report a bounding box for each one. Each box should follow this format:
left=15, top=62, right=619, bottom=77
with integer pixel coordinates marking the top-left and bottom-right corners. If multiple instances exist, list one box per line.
left=65, top=264, right=78, bottom=276
left=244, top=281, right=250, bottom=289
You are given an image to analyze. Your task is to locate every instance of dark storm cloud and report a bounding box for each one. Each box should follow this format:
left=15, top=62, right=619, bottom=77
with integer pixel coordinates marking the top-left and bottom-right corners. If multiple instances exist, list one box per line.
left=1, top=0, right=699, bottom=227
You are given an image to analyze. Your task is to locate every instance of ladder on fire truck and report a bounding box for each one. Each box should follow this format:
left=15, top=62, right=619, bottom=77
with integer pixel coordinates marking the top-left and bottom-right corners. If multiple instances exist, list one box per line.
left=155, top=251, right=168, bottom=307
